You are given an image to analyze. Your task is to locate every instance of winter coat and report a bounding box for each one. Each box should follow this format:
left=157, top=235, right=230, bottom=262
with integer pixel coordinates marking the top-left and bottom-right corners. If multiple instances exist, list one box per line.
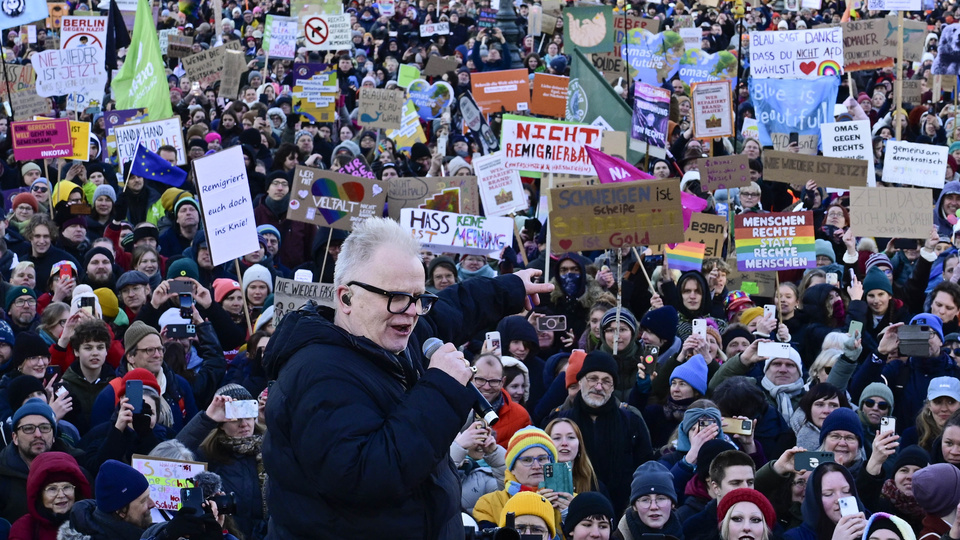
left=60, top=363, right=115, bottom=435
left=56, top=499, right=145, bottom=540
left=252, top=200, right=316, bottom=269
left=491, top=389, right=531, bottom=448
left=473, top=488, right=562, bottom=532
left=261, top=274, right=528, bottom=539
left=89, top=362, right=198, bottom=435
left=9, top=452, right=91, bottom=540
left=681, top=498, right=718, bottom=540
left=850, top=352, right=960, bottom=428
left=935, top=181, right=960, bottom=240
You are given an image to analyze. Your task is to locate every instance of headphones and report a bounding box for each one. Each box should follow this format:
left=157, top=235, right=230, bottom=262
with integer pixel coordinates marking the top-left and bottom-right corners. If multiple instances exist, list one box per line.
left=341, top=294, right=351, bottom=306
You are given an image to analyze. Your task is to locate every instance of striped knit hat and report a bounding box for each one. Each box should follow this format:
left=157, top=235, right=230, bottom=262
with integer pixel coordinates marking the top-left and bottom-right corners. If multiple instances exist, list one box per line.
left=506, top=427, right=558, bottom=473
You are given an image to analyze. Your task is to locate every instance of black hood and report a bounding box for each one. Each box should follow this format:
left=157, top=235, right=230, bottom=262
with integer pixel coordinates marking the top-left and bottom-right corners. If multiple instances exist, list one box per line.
left=676, top=270, right=711, bottom=319
left=800, top=283, right=841, bottom=324
left=496, top=315, right=541, bottom=359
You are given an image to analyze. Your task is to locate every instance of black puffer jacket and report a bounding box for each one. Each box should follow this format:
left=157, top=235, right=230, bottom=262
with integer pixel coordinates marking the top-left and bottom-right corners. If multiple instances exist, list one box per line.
left=262, top=274, right=527, bottom=539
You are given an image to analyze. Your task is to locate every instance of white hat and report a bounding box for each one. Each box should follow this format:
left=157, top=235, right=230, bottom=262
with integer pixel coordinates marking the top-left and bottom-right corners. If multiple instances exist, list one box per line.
left=680, top=170, right=701, bottom=192
left=763, top=346, right=802, bottom=373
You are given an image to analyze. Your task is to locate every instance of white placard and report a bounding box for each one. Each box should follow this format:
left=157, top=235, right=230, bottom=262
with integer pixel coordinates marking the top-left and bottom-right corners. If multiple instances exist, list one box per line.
left=868, top=0, right=921, bottom=10
left=193, top=146, right=260, bottom=266
left=131, top=455, right=206, bottom=513
left=400, top=208, right=514, bottom=256
left=749, top=27, right=844, bottom=79
left=113, top=118, right=186, bottom=169
left=883, top=140, right=948, bottom=189
left=680, top=27, right=701, bottom=51
left=820, top=120, right=876, bottom=187
left=264, top=15, right=297, bottom=59
left=158, top=28, right=178, bottom=54
left=474, top=152, right=529, bottom=217
left=300, top=13, right=351, bottom=51
left=500, top=116, right=604, bottom=175
left=420, top=22, right=450, bottom=36
left=33, top=47, right=107, bottom=100
left=61, top=16, right=107, bottom=49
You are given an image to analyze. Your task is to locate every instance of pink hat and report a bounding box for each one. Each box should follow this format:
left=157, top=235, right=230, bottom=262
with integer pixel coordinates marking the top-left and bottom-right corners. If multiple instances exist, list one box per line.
left=212, top=278, right=241, bottom=303
left=205, top=132, right=222, bottom=144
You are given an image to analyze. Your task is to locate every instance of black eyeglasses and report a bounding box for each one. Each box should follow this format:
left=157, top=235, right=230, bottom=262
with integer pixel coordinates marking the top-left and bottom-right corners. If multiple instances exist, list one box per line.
left=862, top=398, right=890, bottom=411
left=347, top=281, right=439, bottom=315
left=945, top=348, right=960, bottom=356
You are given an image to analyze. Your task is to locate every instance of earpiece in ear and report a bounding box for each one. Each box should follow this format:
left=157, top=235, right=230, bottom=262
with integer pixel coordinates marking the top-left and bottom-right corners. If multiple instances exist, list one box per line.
left=341, top=294, right=352, bottom=306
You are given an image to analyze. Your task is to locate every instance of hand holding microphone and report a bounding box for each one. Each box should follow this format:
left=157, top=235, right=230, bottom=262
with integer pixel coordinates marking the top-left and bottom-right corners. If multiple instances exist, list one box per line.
left=423, top=338, right=499, bottom=425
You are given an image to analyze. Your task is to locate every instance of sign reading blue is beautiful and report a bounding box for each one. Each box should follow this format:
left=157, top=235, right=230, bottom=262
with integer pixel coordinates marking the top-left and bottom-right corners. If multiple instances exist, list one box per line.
left=748, top=76, right=839, bottom=155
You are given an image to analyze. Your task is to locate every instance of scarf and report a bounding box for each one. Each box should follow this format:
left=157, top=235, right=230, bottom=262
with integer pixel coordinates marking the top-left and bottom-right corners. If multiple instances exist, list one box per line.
left=664, top=395, right=697, bottom=423
left=881, top=478, right=925, bottom=523
left=457, top=263, right=497, bottom=281
left=761, top=376, right=804, bottom=419
left=568, top=393, right=627, bottom=497
left=601, top=339, right=640, bottom=395
left=624, top=506, right=684, bottom=539
left=217, top=432, right=268, bottom=517
left=264, top=194, right=289, bottom=216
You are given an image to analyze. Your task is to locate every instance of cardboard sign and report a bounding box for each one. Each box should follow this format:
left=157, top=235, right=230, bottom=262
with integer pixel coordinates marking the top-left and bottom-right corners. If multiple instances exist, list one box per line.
left=358, top=87, right=405, bottom=130
left=530, top=73, right=568, bottom=119
left=691, top=80, right=734, bottom=139
left=131, top=455, right=206, bottom=512
left=385, top=100, right=427, bottom=152
left=420, top=21, right=450, bottom=36
left=734, top=212, right=816, bottom=271
left=590, top=52, right=629, bottom=85
left=400, top=208, right=513, bottom=256
left=474, top=152, right=528, bottom=217
left=113, top=118, right=186, bottom=169
left=883, top=140, right=948, bottom=189
left=726, top=266, right=777, bottom=297
left=897, top=17, right=927, bottom=64
left=183, top=46, right=225, bottom=88
left=902, top=80, right=923, bottom=106
left=471, top=69, right=530, bottom=115
left=292, top=64, right=338, bottom=123
left=762, top=151, right=868, bottom=190
left=700, top=155, right=752, bottom=192
left=167, top=35, right=193, bottom=58
left=422, top=55, right=459, bottom=77
left=386, top=176, right=480, bottom=220
left=288, top=166, right=386, bottom=230
left=850, top=187, right=932, bottom=240
left=749, top=28, right=844, bottom=79
left=549, top=180, right=684, bottom=251
left=33, top=47, right=107, bottom=100
left=1, top=65, right=50, bottom=119
left=12, top=119, right=72, bottom=160
left=563, top=5, right=615, bottom=54
left=301, top=13, right=351, bottom=51
left=69, top=121, right=90, bottom=162
left=501, top=116, right=603, bottom=175
left=820, top=120, right=875, bottom=187
left=264, top=15, right=297, bottom=59
left=193, top=146, right=259, bottom=266
left=220, top=49, right=246, bottom=100
left=687, top=213, right=727, bottom=258
left=842, top=19, right=893, bottom=72
left=632, top=83, right=670, bottom=148
left=274, top=278, right=335, bottom=325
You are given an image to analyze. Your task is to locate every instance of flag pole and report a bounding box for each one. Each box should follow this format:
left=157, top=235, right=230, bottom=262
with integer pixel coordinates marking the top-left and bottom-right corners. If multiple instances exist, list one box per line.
left=318, top=227, right=334, bottom=281
left=0, top=50, right=13, bottom=121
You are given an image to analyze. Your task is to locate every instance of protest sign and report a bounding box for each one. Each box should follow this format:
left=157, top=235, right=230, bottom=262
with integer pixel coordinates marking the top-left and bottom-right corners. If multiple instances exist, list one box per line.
left=193, top=146, right=259, bottom=266
left=220, top=49, right=246, bottom=100
left=12, top=119, right=72, bottom=161
left=288, top=166, right=386, bottom=230
left=763, top=151, right=868, bottom=189
left=749, top=76, right=840, bottom=154
left=850, top=187, right=932, bottom=239
left=33, top=47, right=107, bottom=101
left=61, top=16, right=106, bottom=48
left=691, top=80, right=734, bottom=139
left=420, top=21, right=450, bottom=36
left=680, top=27, right=702, bottom=50
left=398, top=64, right=421, bottom=89
left=699, top=155, right=751, bottom=192
left=1, top=65, right=50, bottom=119
left=687, top=213, right=727, bottom=258
left=131, top=455, right=206, bottom=512
left=666, top=242, right=707, bottom=272
left=902, top=80, right=922, bottom=105
left=868, top=0, right=920, bottom=10
left=381, top=0, right=396, bottom=16
left=500, top=115, right=603, bottom=174
left=69, top=121, right=90, bottom=162
left=292, top=64, right=338, bottom=123
left=301, top=13, right=351, bottom=51
left=471, top=69, right=530, bottom=115
left=114, top=118, right=186, bottom=169
left=726, top=267, right=778, bottom=297
left=183, top=46, right=225, bottom=88
left=158, top=28, right=177, bottom=54
left=408, top=80, right=454, bottom=120
left=734, top=212, right=816, bottom=271
left=104, top=108, right=148, bottom=166
left=167, top=35, right=192, bottom=58
left=263, top=15, right=297, bottom=59
left=749, top=27, right=844, bottom=79
left=401, top=208, right=513, bottom=256
left=741, top=117, right=759, bottom=141
left=385, top=100, right=427, bottom=152
left=274, top=278, right=335, bottom=325
left=883, top=140, right=948, bottom=189
left=530, top=73, right=568, bottom=118
left=478, top=9, right=498, bottom=28
left=422, top=55, right=459, bottom=77
left=563, top=5, right=615, bottom=54
left=549, top=180, right=684, bottom=251
left=474, top=153, right=528, bottom=217
left=386, top=176, right=480, bottom=220
left=339, top=156, right=376, bottom=180
left=897, top=17, right=927, bottom=63
left=842, top=19, right=893, bottom=72
left=632, top=83, right=670, bottom=148
left=820, top=120, right=875, bottom=187
left=590, top=52, right=629, bottom=85
left=358, top=87, right=405, bottom=130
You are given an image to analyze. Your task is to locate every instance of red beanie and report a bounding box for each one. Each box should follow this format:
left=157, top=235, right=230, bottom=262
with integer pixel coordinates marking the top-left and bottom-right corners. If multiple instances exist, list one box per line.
left=717, top=488, right=776, bottom=530
left=212, top=278, right=242, bottom=303
left=12, top=192, right=38, bottom=213
left=122, top=368, right=162, bottom=396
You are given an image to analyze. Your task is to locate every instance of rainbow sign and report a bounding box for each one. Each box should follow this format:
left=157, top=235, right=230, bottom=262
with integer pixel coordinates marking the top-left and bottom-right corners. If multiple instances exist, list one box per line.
left=734, top=211, right=816, bottom=272
left=665, top=242, right=707, bottom=272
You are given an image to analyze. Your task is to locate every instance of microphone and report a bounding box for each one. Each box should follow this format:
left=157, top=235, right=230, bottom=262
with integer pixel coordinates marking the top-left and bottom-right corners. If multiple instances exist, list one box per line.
left=422, top=337, right=499, bottom=425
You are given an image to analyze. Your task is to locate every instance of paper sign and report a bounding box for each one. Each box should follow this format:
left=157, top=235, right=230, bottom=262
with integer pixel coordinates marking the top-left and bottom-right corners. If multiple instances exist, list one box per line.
left=474, top=152, right=529, bottom=217
left=726, top=266, right=777, bottom=297
left=34, top=47, right=107, bottom=101
left=842, top=19, right=893, bottom=72
left=700, top=155, right=752, bottom=191
left=182, top=46, right=224, bottom=88
left=158, top=28, right=177, bottom=54
left=386, top=176, right=480, bottom=220
left=69, top=121, right=90, bottom=162
left=358, top=87, right=405, bottom=130
left=549, top=180, right=684, bottom=251
left=274, top=278, right=335, bottom=325
left=401, top=208, right=513, bottom=256
left=680, top=27, right=702, bottom=50
left=501, top=115, right=604, bottom=175
left=478, top=9, right=498, bottom=28
left=762, top=151, right=868, bottom=190
left=883, top=140, right=948, bottom=189
left=422, top=55, right=459, bottom=77
left=850, top=186, right=932, bottom=240
left=749, top=28, right=844, bottom=79
left=530, top=73, right=569, bottom=118
left=114, top=118, right=186, bottom=169
left=167, top=35, right=193, bottom=58
left=61, top=16, right=107, bottom=48
left=292, top=64, right=338, bottom=123
left=12, top=119, right=72, bottom=160
left=471, top=69, right=530, bottom=115
left=632, top=82, right=670, bottom=148
left=220, top=49, right=246, bottom=100
left=868, top=0, right=920, bottom=10
left=288, top=166, right=386, bottom=230
left=301, top=13, right=351, bottom=50
left=687, top=213, right=727, bottom=258
left=131, top=455, right=206, bottom=512
left=193, top=146, right=259, bottom=266
left=264, top=15, right=297, bottom=59
left=420, top=21, right=450, bottom=36
left=734, top=212, right=816, bottom=271
left=820, top=120, right=875, bottom=187
left=398, top=64, right=421, bottom=88
left=691, top=80, right=734, bottom=139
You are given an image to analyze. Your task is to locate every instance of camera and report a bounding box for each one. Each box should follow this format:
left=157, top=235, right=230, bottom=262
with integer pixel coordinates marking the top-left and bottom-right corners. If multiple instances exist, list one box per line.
left=208, top=492, right=238, bottom=515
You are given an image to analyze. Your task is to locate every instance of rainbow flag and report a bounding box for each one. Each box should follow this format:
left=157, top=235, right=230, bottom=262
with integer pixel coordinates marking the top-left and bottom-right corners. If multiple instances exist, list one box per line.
left=666, top=242, right=707, bottom=272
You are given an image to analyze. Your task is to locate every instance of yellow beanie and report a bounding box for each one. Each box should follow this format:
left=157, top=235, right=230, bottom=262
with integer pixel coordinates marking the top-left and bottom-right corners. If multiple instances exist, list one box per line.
left=160, top=188, right=190, bottom=212
left=94, top=288, right=119, bottom=318
left=739, top=306, right=764, bottom=327
left=499, top=492, right=557, bottom=538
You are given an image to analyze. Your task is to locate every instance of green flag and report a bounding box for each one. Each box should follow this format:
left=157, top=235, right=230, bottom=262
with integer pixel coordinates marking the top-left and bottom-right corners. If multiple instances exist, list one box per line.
left=112, top=0, right=173, bottom=121
left=566, top=48, right=642, bottom=164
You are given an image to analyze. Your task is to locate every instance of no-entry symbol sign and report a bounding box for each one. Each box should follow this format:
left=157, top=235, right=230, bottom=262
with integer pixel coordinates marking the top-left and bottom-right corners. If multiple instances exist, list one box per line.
left=304, top=17, right=328, bottom=45
left=300, top=12, right=350, bottom=51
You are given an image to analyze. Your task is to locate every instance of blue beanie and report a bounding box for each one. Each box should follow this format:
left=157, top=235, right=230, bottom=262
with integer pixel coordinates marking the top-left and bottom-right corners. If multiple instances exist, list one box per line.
left=630, top=461, right=677, bottom=504
left=640, top=306, right=679, bottom=346
left=670, top=354, right=708, bottom=395
left=96, top=459, right=150, bottom=513
left=910, top=313, right=945, bottom=343
left=819, top=407, right=863, bottom=445
left=257, top=224, right=282, bottom=246
left=815, top=239, right=835, bottom=263
left=0, top=320, right=14, bottom=347
left=12, top=397, right=56, bottom=435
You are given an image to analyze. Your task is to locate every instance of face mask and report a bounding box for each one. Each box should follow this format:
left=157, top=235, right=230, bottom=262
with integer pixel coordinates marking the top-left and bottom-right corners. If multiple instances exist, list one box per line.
left=455, top=149, right=469, bottom=157
left=832, top=297, right=846, bottom=322
left=559, top=272, right=580, bottom=297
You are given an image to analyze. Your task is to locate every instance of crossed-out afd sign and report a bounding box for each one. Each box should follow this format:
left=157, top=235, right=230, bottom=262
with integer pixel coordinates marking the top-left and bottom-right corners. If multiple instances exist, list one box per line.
left=300, top=13, right=351, bottom=51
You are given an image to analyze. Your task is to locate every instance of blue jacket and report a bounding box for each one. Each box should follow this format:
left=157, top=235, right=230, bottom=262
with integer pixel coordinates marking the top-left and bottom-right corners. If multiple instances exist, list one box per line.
left=89, top=362, right=198, bottom=435
left=850, top=352, right=960, bottom=427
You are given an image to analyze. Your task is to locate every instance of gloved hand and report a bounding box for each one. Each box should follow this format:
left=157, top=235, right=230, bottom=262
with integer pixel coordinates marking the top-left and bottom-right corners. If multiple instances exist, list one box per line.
left=841, top=333, right=863, bottom=362
left=156, top=505, right=222, bottom=540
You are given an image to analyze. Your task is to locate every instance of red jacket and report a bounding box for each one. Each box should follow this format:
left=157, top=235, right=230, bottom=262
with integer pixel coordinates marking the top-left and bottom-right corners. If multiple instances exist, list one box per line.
left=494, top=389, right=531, bottom=448
left=9, top=452, right=91, bottom=540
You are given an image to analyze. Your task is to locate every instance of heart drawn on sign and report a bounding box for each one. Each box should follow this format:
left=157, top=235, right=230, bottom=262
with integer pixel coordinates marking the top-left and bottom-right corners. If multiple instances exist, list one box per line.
left=298, top=190, right=309, bottom=198
left=559, top=239, right=573, bottom=250
left=799, top=61, right=816, bottom=75
left=407, top=79, right=454, bottom=120
left=310, top=178, right=367, bottom=224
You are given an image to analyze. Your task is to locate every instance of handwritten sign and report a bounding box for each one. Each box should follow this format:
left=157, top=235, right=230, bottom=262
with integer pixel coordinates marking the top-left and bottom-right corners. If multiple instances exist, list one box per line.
left=700, top=155, right=751, bottom=192
left=401, top=208, right=513, bottom=256
left=288, top=166, right=385, bottom=230
left=131, top=455, right=206, bottom=512
left=264, top=15, right=297, bottom=59
left=12, top=119, right=72, bottom=160
left=420, top=21, right=450, bottom=36
left=274, top=277, right=335, bottom=325
left=220, top=49, right=246, bottom=100
left=726, top=265, right=777, bottom=297
left=842, top=19, right=893, bottom=72
left=688, top=213, right=727, bottom=258
left=749, top=28, right=844, bottom=79
left=358, top=87, right=405, bottom=130
left=34, top=47, right=107, bottom=100
left=820, top=120, right=875, bottom=187
left=474, top=152, right=528, bottom=217
left=762, top=151, right=868, bottom=190
left=423, top=55, right=459, bottom=77
left=734, top=212, right=816, bottom=271
left=167, top=35, right=193, bottom=58
left=500, top=115, right=603, bottom=174
left=850, top=187, right=932, bottom=240
left=883, top=140, right=948, bottom=189
left=113, top=118, right=185, bottom=169
left=193, top=146, right=259, bottom=266
left=183, top=46, right=224, bottom=88
left=691, top=80, right=734, bottom=139
left=549, top=180, right=683, bottom=251
left=386, top=176, right=480, bottom=220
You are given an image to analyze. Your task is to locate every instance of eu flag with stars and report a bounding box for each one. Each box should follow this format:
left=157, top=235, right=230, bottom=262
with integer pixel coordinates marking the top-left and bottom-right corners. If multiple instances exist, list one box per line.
left=130, top=145, right=187, bottom=187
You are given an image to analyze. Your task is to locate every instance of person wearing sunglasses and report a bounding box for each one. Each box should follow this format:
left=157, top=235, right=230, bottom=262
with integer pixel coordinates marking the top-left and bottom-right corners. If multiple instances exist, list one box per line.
left=858, top=382, right=896, bottom=456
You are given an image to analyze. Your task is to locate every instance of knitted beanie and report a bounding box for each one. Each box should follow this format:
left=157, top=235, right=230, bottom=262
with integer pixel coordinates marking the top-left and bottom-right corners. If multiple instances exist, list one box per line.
left=762, top=345, right=802, bottom=373
left=242, top=264, right=273, bottom=293
left=123, top=368, right=162, bottom=395
left=13, top=332, right=49, bottom=366
left=858, top=382, right=895, bottom=412
left=722, top=326, right=753, bottom=350
left=7, top=375, right=44, bottom=411
left=601, top=307, right=637, bottom=335
left=0, top=321, right=13, bottom=347
left=725, top=290, right=753, bottom=313
left=499, top=492, right=557, bottom=538
left=564, top=350, right=586, bottom=388
left=630, top=461, right=677, bottom=505
left=864, top=253, right=893, bottom=274
left=862, top=267, right=892, bottom=296
left=5, top=286, right=36, bottom=311
left=913, top=463, right=960, bottom=517
left=93, top=184, right=117, bottom=203
left=670, top=354, right=708, bottom=395
left=255, top=306, right=275, bottom=332
left=910, top=313, right=944, bottom=343
left=819, top=407, right=864, bottom=445
left=815, top=239, right=836, bottom=263
left=12, top=398, right=57, bottom=435
left=94, top=288, right=119, bottom=318
left=212, top=278, right=242, bottom=303
left=892, top=445, right=930, bottom=472
left=256, top=224, right=281, bottom=246
left=96, top=460, right=150, bottom=513
left=11, top=192, right=38, bottom=213
left=216, top=383, right=253, bottom=401
left=563, top=492, right=614, bottom=535
left=695, top=440, right=737, bottom=481
left=639, top=306, right=679, bottom=345
left=739, top=307, right=764, bottom=328
left=864, top=513, right=916, bottom=540
left=505, top=426, right=558, bottom=472
left=576, top=351, right=619, bottom=386
left=717, top=488, right=776, bottom=529
left=124, top=321, right=160, bottom=356
left=166, top=258, right=200, bottom=281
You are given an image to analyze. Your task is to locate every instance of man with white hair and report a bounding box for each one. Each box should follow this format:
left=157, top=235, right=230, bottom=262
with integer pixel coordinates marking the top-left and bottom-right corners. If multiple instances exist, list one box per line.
left=263, top=217, right=552, bottom=539
left=708, top=339, right=806, bottom=421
